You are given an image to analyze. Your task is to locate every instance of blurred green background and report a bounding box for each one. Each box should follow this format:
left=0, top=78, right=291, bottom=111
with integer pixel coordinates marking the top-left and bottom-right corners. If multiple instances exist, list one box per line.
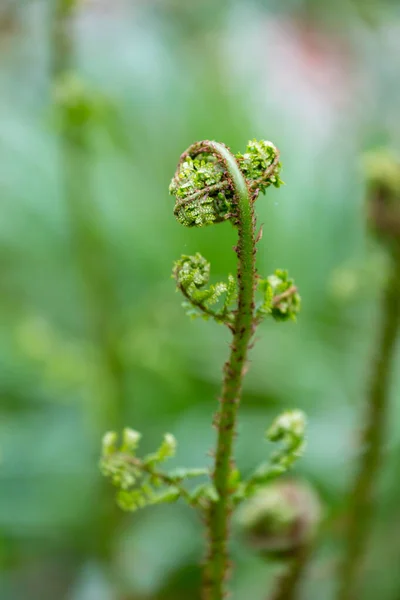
left=1, top=1, right=400, bottom=599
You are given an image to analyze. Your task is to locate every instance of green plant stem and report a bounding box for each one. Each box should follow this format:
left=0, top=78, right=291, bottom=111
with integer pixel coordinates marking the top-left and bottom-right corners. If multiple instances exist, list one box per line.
left=52, top=0, right=125, bottom=431
left=338, top=248, right=400, bottom=600
left=267, top=546, right=311, bottom=600
left=202, top=143, right=256, bottom=599
left=52, top=0, right=126, bottom=570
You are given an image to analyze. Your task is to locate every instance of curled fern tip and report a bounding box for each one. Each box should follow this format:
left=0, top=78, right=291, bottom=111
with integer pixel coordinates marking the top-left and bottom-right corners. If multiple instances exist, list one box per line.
left=169, top=139, right=283, bottom=228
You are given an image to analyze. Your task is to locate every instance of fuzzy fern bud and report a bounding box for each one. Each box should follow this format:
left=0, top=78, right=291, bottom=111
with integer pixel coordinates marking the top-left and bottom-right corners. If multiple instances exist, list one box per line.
left=174, top=253, right=210, bottom=289
left=236, top=480, right=321, bottom=557
left=173, top=253, right=236, bottom=324
left=257, top=269, right=301, bottom=321
left=170, top=148, right=233, bottom=227
left=236, top=139, right=283, bottom=193
left=364, top=149, right=400, bottom=245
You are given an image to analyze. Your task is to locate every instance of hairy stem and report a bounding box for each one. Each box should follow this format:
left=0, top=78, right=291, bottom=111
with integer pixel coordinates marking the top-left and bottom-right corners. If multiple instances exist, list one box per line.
left=267, top=546, right=311, bottom=600
left=338, top=249, right=400, bottom=600
left=202, top=143, right=256, bottom=599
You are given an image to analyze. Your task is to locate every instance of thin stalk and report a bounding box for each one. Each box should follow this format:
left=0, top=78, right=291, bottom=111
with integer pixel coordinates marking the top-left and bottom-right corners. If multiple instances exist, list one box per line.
left=268, top=546, right=311, bottom=600
left=338, top=248, right=400, bottom=600
left=51, top=1, right=125, bottom=431
left=51, top=0, right=125, bottom=568
left=202, top=143, right=256, bottom=599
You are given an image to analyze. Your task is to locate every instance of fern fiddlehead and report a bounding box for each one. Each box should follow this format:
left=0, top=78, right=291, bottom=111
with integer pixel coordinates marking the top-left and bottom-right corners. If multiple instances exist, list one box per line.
left=101, top=139, right=305, bottom=600
left=170, top=139, right=300, bottom=600
left=338, top=151, right=400, bottom=600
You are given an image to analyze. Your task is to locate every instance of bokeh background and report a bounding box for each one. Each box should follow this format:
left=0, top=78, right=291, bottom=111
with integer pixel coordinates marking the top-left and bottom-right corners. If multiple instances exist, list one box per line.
left=1, top=1, right=400, bottom=599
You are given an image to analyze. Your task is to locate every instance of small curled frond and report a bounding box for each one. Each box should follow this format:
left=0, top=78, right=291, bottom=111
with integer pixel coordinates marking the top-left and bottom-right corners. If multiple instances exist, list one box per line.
left=267, top=410, right=307, bottom=472
left=169, top=139, right=282, bottom=228
left=257, top=269, right=301, bottom=322
left=236, top=139, right=283, bottom=195
left=170, top=146, right=234, bottom=227
left=233, top=410, right=307, bottom=503
left=236, top=480, right=321, bottom=556
left=173, top=253, right=237, bottom=325
left=100, top=428, right=216, bottom=512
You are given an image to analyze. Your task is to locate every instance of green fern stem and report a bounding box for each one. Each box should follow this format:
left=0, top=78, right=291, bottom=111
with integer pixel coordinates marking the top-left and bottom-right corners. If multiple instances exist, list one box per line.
left=338, top=248, right=400, bottom=600
left=268, top=545, right=311, bottom=600
left=100, top=137, right=301, bottom=597
left=170, top=138, right=286, bottom=598
left=200, top=142, right=256, bottom=599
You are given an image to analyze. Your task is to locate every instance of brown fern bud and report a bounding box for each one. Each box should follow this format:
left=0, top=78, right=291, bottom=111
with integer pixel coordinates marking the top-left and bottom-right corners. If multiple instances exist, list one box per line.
left=236, top=480, right=321, bottom=558
left=365, top=150, right=400, bottom=245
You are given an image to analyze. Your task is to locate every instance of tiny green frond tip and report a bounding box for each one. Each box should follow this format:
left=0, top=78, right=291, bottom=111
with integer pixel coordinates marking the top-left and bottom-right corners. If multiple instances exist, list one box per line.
left=236, top=139, right=283, bottom=193
left=257, top=269, right=301, bottom=321
left=169, top=139, right=282, bottom=228
left=100, top=428, right=214, bottom=512
left=267, top=409, right=307, bottom=471
left=173, top=253, right=236, bottom=325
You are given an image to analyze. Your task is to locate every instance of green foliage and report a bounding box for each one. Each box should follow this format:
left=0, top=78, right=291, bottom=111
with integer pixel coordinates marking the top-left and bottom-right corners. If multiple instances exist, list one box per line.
left=100, top=428, right=214, bottom=512
left=161, top=139, right=303, bottom=597
left=173, top=257, right=300, bottom=326
left=100, top=411, right=306, bottom=521
left=169, top=139, right=282, bottom=228
left=173, top=253, right=236, bottom=324
left=4, top=2, right=400, bottom=598
left=257, top=269, right=301, bottom=322
left=100, top=127, right=307, bottom=591
left=236, top=139, right=283, bottom=193
left=267, top=410, right=307, bottom=472
left=100, top=410, right=307, bottom=517
left=170, top=152, right=233, bottom=227
left=233, top=410, right=307, bottom=502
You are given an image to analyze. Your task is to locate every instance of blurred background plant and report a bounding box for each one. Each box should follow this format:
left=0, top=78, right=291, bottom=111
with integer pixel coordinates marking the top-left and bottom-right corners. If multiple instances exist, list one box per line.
left=0, top=1, right=400, bottom=599
left=338, top=149, right=400, bottom=600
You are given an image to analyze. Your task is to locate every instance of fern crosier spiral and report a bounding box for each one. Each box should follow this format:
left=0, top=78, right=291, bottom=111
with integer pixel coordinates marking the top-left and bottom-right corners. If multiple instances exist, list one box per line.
left=100, top=137, right=304, bottom=600
left=169, top=139, right=282, bottom=227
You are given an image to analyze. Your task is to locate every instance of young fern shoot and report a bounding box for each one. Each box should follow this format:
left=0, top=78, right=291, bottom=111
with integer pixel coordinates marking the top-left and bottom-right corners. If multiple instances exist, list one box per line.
left=100, top=139, right=306, bottom=600
left=237, top=479, right=321, bottom=600
left=171, top=140, right=301, bottom=598
left=338, top=151, right=400, bottom=600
